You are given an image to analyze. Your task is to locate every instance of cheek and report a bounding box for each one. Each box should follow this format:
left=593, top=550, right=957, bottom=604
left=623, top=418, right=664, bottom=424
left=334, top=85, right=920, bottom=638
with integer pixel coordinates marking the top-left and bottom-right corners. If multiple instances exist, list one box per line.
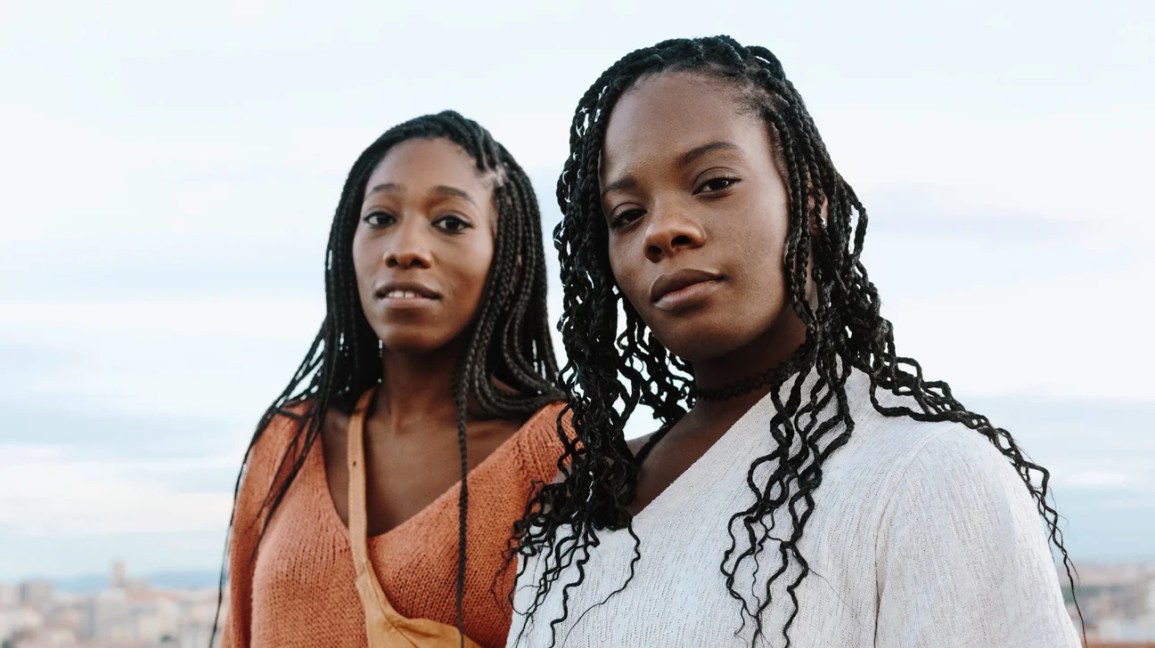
left=459, top=239, right=495, bottom=299
left=352, top=241, right=385, bottom=297
left=350, top=234, right=373, bottom=286
left=758, top=223, right=789, bottom=269
left=607, top=240, right=644, bottom=306
left=746, top=199, right=790, bottom=267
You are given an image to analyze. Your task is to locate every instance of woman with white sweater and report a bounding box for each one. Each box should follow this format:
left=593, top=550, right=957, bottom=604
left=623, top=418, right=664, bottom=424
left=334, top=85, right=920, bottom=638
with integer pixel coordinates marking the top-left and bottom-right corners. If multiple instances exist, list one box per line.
left=507, top=36, right=1081, bottom=647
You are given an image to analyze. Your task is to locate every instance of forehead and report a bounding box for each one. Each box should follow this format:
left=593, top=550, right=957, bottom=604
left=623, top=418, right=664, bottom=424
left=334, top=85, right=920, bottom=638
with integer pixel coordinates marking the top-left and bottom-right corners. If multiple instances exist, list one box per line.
left=601, top=72, right=768, bottom=183
left=365, top=137, right=492, bottom=199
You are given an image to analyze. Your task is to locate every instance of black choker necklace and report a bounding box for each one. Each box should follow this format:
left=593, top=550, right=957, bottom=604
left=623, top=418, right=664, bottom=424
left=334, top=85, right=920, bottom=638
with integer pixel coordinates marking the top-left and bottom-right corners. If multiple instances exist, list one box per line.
left=692, top=366, right=779, bottom=402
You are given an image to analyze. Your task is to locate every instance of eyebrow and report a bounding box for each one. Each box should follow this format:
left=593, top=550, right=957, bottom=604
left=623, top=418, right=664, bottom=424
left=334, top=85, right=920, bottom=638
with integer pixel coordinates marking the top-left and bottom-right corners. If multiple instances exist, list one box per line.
left=679, top=141, right=740, bottom=167
left=600, top=176, right=637, bottom=198
left=600, top=140, right=741, bottom=198
left=365, top=183, right=478, bottom=206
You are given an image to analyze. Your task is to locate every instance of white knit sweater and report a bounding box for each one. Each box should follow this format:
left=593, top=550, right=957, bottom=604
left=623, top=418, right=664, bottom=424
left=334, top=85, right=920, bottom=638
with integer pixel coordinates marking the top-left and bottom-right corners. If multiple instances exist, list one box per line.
left=507, top=370, right=1079, bottom=647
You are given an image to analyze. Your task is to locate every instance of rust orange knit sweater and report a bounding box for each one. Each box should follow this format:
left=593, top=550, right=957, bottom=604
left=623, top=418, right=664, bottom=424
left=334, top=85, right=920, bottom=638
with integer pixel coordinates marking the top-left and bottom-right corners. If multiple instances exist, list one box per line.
left=220, top=401, right=566, bottom=648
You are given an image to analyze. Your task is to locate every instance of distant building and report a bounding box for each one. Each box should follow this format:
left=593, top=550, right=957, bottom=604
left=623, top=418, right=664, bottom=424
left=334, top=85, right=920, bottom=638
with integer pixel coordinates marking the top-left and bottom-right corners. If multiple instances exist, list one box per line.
left=174, top=589, right=219, bottom=648
left=42, top=603, right=84, bottom=643
left=87, top=586, right=131, bottom=642
left=0, top=607, right=43, bottom=646
left=111, top=560, right=128, bottom=590
left=17, top=581, right=52, bottom=614
left=1073, top=564, right=1155, bottom=643
left=0, top=583, right=18, bottom=608
left=8, top=625, right=77, bottom=647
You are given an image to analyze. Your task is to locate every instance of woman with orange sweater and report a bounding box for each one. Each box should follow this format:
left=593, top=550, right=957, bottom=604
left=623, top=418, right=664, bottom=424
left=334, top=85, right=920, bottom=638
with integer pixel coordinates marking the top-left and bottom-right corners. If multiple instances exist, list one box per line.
left=215, top=111, right=566, bottom=648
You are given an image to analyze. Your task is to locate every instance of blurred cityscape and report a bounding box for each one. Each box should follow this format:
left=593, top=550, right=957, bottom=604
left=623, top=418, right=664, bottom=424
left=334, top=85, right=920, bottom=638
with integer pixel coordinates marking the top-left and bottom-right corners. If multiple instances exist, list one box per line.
left=0, top=561, right=1152, bottom=647
left=1072, top=563, right=1155, bottom=647
left=0, top=563, right=216, bottom=648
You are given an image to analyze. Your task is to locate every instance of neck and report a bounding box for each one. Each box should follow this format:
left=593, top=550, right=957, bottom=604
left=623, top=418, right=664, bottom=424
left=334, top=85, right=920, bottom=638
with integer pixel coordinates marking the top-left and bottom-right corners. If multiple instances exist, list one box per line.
left=374, top=339, right=465, bottom=430
left=689, top=310, right=807, bottom=416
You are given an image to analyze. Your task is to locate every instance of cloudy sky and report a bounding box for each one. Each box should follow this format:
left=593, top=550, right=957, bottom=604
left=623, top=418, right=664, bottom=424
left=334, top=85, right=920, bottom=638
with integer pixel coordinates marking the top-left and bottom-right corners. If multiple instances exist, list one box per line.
left=1, top=0, right=1152, bottom=580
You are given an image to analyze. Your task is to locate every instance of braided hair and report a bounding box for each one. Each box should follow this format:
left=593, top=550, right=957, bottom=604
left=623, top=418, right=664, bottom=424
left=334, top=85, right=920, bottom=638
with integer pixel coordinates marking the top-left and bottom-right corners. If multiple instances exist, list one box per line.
left=212, top=110, right=562, bottom=644
left=512, top=36, right=1080, bottom=647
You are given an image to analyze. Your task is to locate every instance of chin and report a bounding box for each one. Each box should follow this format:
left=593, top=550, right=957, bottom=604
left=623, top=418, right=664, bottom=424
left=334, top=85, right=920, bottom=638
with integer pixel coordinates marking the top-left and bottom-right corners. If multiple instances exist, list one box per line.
left=645, top=297, right=794, bottom=361
left=377, top=331, right=451, bottom=355
left=651, top=323, right=746, bottom=364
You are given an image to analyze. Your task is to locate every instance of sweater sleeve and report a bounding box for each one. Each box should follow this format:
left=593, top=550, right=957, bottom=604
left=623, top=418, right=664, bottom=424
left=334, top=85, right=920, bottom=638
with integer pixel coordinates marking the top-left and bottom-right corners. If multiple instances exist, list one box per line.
left=513, top=402, right=570, bottom=484
left=874, top=429, right=1080, bottom=648
left=219, top=412, right=297, bottom=648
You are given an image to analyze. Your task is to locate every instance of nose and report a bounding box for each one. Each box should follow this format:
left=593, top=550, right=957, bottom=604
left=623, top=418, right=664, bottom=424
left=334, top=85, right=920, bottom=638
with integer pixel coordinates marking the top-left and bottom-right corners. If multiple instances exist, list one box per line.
left=384, top=219, right=433, bottom=269
left=643, top=199, right=706, bottom=263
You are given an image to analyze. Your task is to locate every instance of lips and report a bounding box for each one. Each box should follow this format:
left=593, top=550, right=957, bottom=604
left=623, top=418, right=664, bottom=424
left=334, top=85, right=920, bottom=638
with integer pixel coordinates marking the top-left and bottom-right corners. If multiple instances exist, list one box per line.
left=375, top=281, right=440, bottom=300
left=649, top=268, right=723, bottom=308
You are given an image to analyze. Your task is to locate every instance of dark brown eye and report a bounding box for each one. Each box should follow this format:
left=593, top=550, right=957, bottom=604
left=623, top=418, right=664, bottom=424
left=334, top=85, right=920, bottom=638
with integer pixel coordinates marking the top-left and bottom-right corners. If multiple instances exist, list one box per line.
left=697, top=177, right=739, bottom=193
left=609, top=208, right=645, bottom=230
left=434, top=215, right=472, bottom=232
left=363, top=211, right=397, bottom=227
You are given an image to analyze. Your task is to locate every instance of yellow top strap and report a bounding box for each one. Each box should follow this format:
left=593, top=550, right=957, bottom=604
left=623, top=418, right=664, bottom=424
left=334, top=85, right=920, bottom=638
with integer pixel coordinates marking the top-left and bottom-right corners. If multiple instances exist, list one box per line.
left=346, top=387, right=483, bottom=648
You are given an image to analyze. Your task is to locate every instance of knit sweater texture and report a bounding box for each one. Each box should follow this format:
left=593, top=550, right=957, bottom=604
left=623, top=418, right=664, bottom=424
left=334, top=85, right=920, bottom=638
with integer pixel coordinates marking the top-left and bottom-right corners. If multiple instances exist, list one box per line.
left=221, top=400, right=566, bottom=648
left=507, top=370, right=1079, bottom=647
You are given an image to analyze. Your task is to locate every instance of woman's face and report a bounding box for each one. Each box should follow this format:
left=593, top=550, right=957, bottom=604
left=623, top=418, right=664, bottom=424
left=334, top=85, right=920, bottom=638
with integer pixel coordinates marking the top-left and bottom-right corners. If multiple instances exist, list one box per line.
left=352, top=137, right=496, bottom=355
left=600, top=71, right=799, bottom=364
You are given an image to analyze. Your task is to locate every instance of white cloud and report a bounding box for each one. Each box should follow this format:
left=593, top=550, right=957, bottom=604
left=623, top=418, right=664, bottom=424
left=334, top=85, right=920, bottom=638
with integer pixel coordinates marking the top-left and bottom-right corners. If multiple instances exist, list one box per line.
left=0, top=297, right=324, bottom=424
left=1101, top=496, right=1155, bottom=510
left=0, top=297, right=322, bottom=339
left=821, top=109, right=1155, bottom=231
left=0, top=445, right=232, bottom=536
left=883, top=258, right=1155, bottom=402
left=1066, top=471, right=1139, bottom=489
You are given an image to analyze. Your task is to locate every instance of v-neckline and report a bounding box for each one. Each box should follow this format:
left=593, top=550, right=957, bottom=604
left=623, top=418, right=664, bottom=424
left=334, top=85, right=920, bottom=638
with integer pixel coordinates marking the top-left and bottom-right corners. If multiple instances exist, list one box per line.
left=628, top=387, right=777, bottom=526
left=627, top=366, right=865, bottom=527
left=316, top=390, right=552, bottom=542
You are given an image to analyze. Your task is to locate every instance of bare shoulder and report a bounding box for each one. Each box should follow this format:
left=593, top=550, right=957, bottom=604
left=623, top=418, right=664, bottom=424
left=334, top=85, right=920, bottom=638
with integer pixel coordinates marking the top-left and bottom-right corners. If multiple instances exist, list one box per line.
left=626, top=432, right=654, bottom=456
left=542, top=429, right=654, bottom=487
